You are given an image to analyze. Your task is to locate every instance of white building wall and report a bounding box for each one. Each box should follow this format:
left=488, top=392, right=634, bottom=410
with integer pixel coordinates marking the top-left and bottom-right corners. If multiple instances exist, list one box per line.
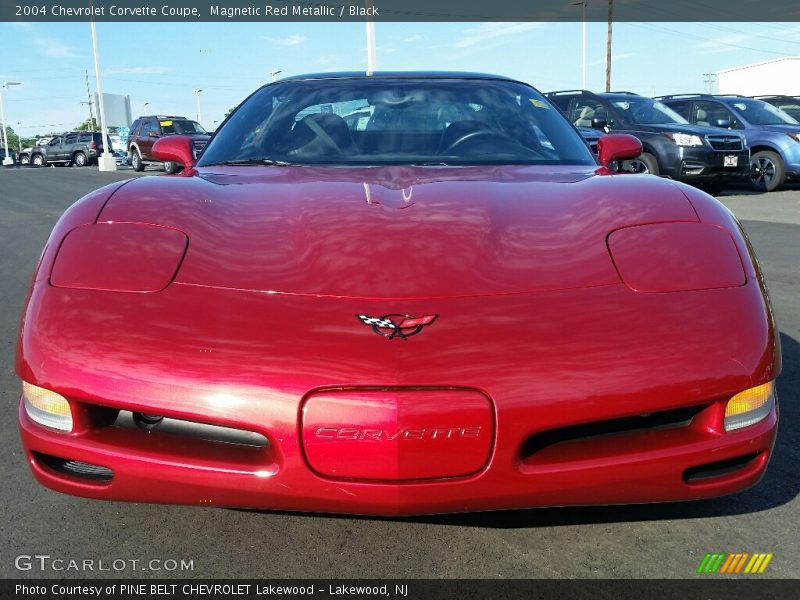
left=717, top=57, right=800, bottom=96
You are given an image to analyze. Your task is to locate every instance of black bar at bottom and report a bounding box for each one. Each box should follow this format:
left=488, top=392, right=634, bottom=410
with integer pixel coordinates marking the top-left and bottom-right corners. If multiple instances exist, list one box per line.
left=4, top=579, right=799, bottom=600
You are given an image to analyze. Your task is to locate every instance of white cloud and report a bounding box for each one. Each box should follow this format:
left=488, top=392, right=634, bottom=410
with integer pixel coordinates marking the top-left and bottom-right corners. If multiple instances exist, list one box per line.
left=589, top=52, right=636, bottom=67
left=105, top=66, right=172, bottom=75
left=401, top=34, right=423, bottom=43
left=263, top=34, right=307, bottom=46
left=33, top=35, right=80, bottom=58
left=451, top=23, right=543, bottom=49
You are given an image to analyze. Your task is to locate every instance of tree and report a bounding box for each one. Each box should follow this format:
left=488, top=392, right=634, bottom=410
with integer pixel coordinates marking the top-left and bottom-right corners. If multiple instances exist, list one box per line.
left=76, top=118, right=99, bottom=131
left=224, top=107, right=236, bottom=119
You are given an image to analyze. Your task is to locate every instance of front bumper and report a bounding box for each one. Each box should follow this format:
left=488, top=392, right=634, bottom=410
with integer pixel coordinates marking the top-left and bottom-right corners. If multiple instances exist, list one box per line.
left=17, top=279, right=780, bottom=516
left=664, top=147, right=750, bottom=182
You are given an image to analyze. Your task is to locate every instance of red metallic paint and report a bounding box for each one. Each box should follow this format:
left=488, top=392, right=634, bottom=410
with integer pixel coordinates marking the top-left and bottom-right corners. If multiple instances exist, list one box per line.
left=596, top=133, right=642, bottom=171
left=151, top=135, right=196, bottom=170
left=50, top=223, right=188, bottom=293
left=16, top=162, right=780, bottom=516
left=301, top=388, right=493, bottom=481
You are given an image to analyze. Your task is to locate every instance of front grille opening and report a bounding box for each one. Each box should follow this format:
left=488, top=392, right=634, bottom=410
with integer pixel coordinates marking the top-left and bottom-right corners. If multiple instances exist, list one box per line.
left=111, top=410, right=268, bottom=449
left=683, top=453, right=760, bottom=483
left=34, top=452, right=114, bottom=483
left=521, top=404, right=704, bottom=460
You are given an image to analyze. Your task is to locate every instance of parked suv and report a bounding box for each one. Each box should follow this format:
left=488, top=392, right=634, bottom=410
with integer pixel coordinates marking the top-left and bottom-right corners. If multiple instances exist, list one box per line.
left=127, top=116, right=210, bottom=173
left=26, top=131, right=109, bottom=167
left=754, top=95, right=800, bottom=122
left=545, top=90, right=749, bottom=193
left=658, top=94, right=800, bottom=192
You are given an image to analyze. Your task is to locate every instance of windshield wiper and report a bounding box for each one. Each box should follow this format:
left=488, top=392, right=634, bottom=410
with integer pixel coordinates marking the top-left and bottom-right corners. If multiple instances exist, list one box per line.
left=202, top=158, right=295, bottom=166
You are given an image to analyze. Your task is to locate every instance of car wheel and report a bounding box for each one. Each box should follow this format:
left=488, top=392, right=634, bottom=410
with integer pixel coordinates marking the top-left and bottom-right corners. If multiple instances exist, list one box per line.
left=72, top=151, right=88, bottom=167
left=20, top=155, right=30, bottom=165
left=164, top=161, right=181, bottom=174
left=31, top=154, right=45, bottom=167
left=749, top=150, right=785, bottom=192
left=131, top=149, right=144, bottom=172
left=624, top=152, right=659, bottom=175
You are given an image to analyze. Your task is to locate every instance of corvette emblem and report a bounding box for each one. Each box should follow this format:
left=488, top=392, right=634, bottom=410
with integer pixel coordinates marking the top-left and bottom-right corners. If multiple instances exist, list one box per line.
left=356, top=314, right=438, bottom=340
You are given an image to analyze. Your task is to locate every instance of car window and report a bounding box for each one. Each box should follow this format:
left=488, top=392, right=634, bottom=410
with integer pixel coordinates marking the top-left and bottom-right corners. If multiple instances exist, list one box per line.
left=571, top=99, right=608, bottom=128
left=146, top=120, right=160, bottom=136
left=767, top=99, right=800, bottom=121
left=65, top=133, right=78, bottom=144
left=729, top=99, right=798, bottom=126
left=664, top=100, right=691, bottom=119
left=49, top=137, right=61, bottom=146
left=199, top=78, right=595, bottom=167
left=78, top=133, right=92, bottom=142
left=160, top=119, right=208, bottom=135
left=693, top=101, right=736, bottom=128
left=609, top=97, right=688, bottom=125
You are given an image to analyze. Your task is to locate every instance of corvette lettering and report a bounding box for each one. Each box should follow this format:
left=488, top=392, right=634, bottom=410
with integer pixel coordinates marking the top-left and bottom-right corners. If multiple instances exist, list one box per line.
left=315, top=427, right=481, bottom=440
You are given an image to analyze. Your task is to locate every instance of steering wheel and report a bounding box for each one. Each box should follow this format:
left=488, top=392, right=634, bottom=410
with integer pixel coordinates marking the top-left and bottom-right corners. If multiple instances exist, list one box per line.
left=441, top=130, right=514, bottom=154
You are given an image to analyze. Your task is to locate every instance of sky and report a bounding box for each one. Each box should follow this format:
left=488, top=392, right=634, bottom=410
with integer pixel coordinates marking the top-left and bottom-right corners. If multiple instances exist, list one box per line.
left=2, top=20, right=800, bottom=138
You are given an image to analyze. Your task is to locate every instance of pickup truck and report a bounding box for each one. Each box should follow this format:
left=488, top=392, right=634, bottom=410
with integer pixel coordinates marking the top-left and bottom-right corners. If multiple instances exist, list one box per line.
left=25, top=131, right=109, bottom=167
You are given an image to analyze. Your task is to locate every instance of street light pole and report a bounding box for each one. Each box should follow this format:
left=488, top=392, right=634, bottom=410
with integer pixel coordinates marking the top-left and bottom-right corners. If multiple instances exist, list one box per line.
left=195, top=89, right=203, bottom=125
left=269, top=70, right=282, bottom=82
left=144, top=101, right=150, bottom=113
left=1, top=81, right=21, bottom=166
left=365, top=0, right=376, bottom=75
left=90, top=21, right=116, bottom=171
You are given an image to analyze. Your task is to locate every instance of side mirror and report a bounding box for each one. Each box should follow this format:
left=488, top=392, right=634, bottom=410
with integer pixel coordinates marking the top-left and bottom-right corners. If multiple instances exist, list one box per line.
left=596, top=134, right=642, bottom=171
left=148, top=131, right=161, bottom=138
left=152, top=135, right=196, bottom=169
left=591, top=117, right=608, bottom=130
left=714, top=118, right=732, bottom=128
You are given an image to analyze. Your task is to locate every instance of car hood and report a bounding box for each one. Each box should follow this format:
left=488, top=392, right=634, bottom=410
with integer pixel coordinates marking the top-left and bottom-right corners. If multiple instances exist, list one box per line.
left=99, top=166, right=698, bottom=299
left=636, top=123, right=743, bottom=137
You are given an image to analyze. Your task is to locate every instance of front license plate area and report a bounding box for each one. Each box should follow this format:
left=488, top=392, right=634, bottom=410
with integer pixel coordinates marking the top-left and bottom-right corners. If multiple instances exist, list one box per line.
left=724, top=155, right=738, bottom=167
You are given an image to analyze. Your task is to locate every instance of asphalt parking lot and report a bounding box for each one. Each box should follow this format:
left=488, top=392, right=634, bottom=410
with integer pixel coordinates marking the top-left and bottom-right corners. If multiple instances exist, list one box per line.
left=0, top=167, right=797, bottom=579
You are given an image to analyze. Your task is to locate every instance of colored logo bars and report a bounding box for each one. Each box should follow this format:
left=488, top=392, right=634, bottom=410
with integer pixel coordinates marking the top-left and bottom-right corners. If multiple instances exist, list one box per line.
left=697, top=553, right=773, bottom=574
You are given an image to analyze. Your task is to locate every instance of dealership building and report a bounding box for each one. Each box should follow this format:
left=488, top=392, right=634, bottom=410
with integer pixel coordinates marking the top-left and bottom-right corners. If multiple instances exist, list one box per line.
left=716, top=56, right=800, bottom=96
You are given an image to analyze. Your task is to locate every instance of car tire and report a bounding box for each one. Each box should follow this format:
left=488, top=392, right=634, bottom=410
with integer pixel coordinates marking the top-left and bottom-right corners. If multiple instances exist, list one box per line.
left=31, top=154, right=45, bottom=167
left=72, top=151, right=88, bottom=167
left=164, top=161, right=181, bottom=174
left=749, top=150, right=785, bottom=192
left=20, top=155, right=30, bottom=166
left=131, top=149, right=144, bottom=172
left=624, top=152, right=659, bottom=175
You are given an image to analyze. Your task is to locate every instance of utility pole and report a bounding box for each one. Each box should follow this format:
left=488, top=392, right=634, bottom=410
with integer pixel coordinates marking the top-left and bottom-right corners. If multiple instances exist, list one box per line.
left=702, top=73, right=718, bottom=94
left=572, top=1, right=588, bottom=88
left=365, top=0, right=376, bottom=75
left=605, top=0, right=613, bottom=92
left=83, top=69, right=95, bottom=129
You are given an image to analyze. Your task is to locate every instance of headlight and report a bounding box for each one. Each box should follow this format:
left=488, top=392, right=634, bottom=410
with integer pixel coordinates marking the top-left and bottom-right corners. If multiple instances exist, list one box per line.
left=22, top=382, right=73, bottom=432
left=667, top=133, right=704, bottom=147
left=724, top=381, right=775, bottom=432
left=607, top=222, right=745, bottom=293
left=50, top=223, right=188, bottom=293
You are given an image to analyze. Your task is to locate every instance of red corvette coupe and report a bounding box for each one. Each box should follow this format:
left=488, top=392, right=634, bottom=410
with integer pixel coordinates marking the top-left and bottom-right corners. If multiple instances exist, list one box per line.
left=17, top=73, right=780, bottom=515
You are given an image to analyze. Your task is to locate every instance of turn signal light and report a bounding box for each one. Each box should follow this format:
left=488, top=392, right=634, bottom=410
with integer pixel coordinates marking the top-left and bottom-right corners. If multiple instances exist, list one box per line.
left=724, top=381, right=774, bottom=432
left=22, top=382, right=73, bottom=432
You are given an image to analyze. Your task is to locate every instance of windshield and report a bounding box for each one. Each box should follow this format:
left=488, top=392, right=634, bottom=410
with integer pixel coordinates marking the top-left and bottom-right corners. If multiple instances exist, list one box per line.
left=198, top=78, right=596, bottom=166
left=729, top=99, right=799, bottom=126
left=609, top=97, right=689, bottom=125
left=162, top=119, right=208, bottom=135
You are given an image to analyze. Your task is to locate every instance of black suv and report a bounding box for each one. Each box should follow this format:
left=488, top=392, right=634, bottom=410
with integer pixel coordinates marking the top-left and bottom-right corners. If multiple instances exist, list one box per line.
left=545, top=90, right=749, bottom=193
left=127, top=115, right=210, bottom=173
left=25, top=131, right=109, bottom=167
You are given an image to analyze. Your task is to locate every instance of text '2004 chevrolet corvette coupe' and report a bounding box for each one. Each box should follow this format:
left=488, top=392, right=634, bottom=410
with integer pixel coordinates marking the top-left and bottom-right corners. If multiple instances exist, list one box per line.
left=17, top=73, right=780, bottom=515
